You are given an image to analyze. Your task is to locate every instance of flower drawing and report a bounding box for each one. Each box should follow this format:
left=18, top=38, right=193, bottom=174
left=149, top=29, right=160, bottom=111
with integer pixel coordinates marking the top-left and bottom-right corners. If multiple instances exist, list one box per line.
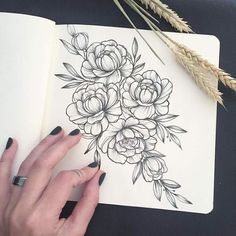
left=142, top=155, right=168, bottom=182
left=122, top=70, right=173, bottom=119
left=81, top=40, right=133, bottom=83
left=99, top=118, right=157, bottom=164
left=66, top=83, right=121, bottom=135
left=56, top=25, right=192, bottom=209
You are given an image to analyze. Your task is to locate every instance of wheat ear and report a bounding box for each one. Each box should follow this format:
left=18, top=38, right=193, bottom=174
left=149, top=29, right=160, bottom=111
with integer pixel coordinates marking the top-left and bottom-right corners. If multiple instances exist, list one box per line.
left=173, top=47, right=223, bottom=105
left=139, top=0, right=192, bottom=33
left=173, top=43, right=236, bottom=91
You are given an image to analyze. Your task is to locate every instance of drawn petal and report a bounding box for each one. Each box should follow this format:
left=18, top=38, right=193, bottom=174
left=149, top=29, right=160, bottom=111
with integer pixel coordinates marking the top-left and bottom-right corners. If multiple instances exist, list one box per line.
left=108, top=148, right=127, bottom=164
left=155, top=101, right=169, bottom=115
left=93, top=69, right=112, bottom=77
left=125, top=149, right=136, bottom=157
left=107, top=88, right=118, bottom=108
left=107, top=101, right=122, bottom=117
left=122, top=92, right=138, bottom=108
left=143, top=70, right=161, bottom=84
left=87, top=112, right=104, bottom=123
left=157, top=79, right=173, bottom=103
left=123, top=77, right=135, bottom=91
left=115, top=143, right=126, bottom=153
left=66, top=103, right=87, bottom=121
left=87, top=52, right=97, bottom=68
left=84, top=123, right=92, bottom=134
left=125, top=117, right=139, bottom=127
left=131, top=105, right=155, bottom=119
left=133, top=125, right=149, bottom=139
left=145, top=137, right=157, bottom=151
left=106, top=113, right=120, bottom=123
left=142, top=167, right=153, bottom=182
left=122, top=128, right=135, bottom=139
left=100, top=117, right=109, bottom=131
left=99, top=132, right=116, bottom=153
left=81, top=61, right=95, bottom=78
left=127, top=153, right=142, bottom=164
left=106, top=70, right=121, bottom=84
left=121, top=60, right=133, bottom=77
left=91, top=122, right=102, bottom=135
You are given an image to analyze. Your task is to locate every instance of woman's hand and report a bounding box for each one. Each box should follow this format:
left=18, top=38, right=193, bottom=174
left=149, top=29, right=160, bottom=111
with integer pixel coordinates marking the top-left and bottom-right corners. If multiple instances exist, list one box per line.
left=0, top=126, right=105, bottom=236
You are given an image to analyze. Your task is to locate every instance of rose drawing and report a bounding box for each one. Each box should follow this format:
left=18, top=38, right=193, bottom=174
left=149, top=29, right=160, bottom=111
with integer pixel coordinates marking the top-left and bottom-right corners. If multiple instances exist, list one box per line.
left=81, top=40, right=133, bottom=83
left=122, top=70, right=173, bottom=119
left=66, top=82, right=122, bottom=135
left=98, top=117, right=157, bottom=164
left=56, top=28, right=192, bottom=209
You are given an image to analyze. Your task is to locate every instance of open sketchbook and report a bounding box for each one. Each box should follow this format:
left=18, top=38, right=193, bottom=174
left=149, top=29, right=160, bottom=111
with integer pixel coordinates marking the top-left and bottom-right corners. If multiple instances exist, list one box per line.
left=0, top=13, right=219, bottom=214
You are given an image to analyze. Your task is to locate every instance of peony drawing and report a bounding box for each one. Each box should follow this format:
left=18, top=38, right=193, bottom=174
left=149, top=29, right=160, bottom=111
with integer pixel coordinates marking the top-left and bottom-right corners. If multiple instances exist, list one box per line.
left=56, top=25, right=192, bottom=209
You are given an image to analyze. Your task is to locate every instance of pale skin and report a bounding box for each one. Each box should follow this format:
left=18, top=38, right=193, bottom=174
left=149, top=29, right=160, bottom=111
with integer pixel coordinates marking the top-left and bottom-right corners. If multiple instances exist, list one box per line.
left=0, top=127, right=105, bottom=236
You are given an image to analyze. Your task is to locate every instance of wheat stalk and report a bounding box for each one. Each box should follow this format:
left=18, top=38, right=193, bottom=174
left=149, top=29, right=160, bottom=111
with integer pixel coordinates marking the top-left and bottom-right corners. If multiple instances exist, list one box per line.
left=174, top=47, right=224, bottom=105
left=140, top=0, right=193, bottom=33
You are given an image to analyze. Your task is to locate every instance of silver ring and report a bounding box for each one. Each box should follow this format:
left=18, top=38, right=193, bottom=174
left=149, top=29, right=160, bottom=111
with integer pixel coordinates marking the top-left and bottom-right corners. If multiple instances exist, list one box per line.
left=12, top=176, right=27, bottom=187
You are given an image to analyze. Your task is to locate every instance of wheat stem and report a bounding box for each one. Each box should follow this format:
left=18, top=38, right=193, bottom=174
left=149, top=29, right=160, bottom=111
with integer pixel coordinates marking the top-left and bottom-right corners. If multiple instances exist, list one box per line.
left=139, top=0, right=193, bottom=33
left=113, top=0, right=165, bottom=64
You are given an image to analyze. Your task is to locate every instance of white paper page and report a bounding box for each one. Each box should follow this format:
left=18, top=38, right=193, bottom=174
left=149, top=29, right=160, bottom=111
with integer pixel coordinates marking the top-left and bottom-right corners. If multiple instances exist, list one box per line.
left=43, top=25, right=219, bottom=214
left=0, top=13, right=55, bottom=173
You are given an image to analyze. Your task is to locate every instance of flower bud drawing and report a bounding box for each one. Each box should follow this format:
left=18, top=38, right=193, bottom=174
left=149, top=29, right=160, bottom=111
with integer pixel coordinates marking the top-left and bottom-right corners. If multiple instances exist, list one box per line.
left=71, top=32, right=89, bottom=51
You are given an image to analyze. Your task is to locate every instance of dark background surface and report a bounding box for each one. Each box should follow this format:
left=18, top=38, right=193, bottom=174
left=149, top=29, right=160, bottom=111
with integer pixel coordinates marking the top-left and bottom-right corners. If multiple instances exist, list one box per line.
left=0, top=0, right=235, bottom=235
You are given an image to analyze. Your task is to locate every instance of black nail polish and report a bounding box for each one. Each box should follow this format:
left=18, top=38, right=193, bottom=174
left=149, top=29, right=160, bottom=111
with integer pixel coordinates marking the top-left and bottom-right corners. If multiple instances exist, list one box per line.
left=50, top=126, right=62, bottom=135
left=99, top=173, right=106, bottom=186
left=69, top=129, right=80, bottom=136
left=88, top=162, right=98, bottom=168
left=5, top=138, right=13, bottom=150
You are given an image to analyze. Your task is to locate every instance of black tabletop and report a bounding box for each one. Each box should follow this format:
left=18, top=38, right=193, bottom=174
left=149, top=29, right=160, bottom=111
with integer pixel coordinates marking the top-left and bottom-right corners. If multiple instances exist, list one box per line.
left=1, top=1, right=236, bottom=235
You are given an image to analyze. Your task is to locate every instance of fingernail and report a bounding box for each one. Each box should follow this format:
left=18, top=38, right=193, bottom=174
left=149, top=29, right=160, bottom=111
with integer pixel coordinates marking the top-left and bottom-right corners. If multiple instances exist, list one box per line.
left=5, top=137, right=13, bottom=150
left=99, top=173, right=106, bottom=186
left=69, top=129, right=80, bottom=136
left=50, top=126, right=62, bottom=135
left=88, top=162, right=98, bottom=168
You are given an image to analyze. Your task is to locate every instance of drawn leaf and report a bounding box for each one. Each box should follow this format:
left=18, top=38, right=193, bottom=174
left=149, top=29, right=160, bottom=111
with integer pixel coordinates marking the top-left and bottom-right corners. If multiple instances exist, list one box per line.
left=161, top=179, right=181, bottom=189
left=62, top=82, right=81, bottom=89
left=133, top=63, right=145, bottom=74
left=94, top=150, right=101, bottom=167
left=136, top=54, right=141, bottom=62
left=155, top=114, right=179, bottom=123
left=132, top=162, right=142, bottom=184
left=153, top=181, right=162, bottom=201
left=167, top=126, right=187, bottom=134
left=170, top=133, right=182, bottom=149
left=84, top=138, right=97, bottom=154
left=132, top=37, right=138, bottom=58
left=60, top=39, right=78, bottom=55
left=165, top=190, right=178, bottom=208
left=63, top=63, right=80, bottom=77
left=156, top=124, right=165, bottom=142
left=55, top=74, right=77, bottom=82
left=174, top=194, right=193, bottom=205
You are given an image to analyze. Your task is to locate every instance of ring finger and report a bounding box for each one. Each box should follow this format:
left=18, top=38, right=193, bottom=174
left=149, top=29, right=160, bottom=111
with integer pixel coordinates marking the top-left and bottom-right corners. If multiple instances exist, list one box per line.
left=6, top=127, right=64, bottom=212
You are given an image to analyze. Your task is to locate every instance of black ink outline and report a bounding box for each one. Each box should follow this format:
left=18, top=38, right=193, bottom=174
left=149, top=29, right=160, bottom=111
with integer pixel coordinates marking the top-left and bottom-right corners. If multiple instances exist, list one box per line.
left=56, top=25, right=192, bottom=209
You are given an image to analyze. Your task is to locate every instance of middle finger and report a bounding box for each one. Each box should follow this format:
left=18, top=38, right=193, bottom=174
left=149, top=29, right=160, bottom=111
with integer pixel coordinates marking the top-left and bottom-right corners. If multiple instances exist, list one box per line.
left=18, top=129, right=81, bottom=207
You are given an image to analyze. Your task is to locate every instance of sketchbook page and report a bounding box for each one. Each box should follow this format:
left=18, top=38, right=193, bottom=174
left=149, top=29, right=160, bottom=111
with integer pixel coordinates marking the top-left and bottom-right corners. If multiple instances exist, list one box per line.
left=0, top=13, right=55, bottom=173
left=42, top=25, right=219, bottom=214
